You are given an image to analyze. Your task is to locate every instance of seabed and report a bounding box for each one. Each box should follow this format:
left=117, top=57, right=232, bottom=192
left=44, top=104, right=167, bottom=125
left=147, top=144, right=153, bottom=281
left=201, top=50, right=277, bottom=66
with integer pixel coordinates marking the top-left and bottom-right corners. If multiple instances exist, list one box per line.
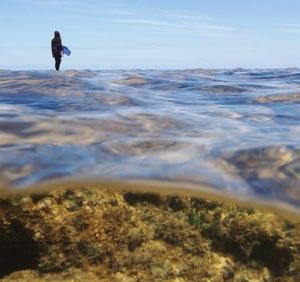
left=0, top=182, right=299, bottom=282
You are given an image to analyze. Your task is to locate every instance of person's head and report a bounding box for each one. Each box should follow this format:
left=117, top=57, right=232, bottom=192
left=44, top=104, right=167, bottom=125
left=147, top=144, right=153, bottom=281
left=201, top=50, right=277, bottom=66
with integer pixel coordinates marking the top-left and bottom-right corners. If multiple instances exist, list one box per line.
left=54, top=31, right=61, bottom=39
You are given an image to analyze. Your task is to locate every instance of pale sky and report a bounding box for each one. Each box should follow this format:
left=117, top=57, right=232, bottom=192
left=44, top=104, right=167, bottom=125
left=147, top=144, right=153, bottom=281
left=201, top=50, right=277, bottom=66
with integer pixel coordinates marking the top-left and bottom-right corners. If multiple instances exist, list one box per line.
left=1, top=0, right=300, bottom=69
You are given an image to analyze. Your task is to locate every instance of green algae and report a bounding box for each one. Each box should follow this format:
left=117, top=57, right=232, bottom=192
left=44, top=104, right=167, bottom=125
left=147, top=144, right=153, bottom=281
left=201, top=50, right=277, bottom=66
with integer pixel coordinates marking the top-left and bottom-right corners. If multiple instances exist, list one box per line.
left=0, top=186, right=300, bottom=281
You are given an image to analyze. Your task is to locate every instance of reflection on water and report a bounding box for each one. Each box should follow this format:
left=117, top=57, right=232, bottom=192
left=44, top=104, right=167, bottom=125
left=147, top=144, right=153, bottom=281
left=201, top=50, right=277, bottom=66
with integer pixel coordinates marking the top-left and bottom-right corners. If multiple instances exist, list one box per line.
left=0, top=69, right=299, bottom=211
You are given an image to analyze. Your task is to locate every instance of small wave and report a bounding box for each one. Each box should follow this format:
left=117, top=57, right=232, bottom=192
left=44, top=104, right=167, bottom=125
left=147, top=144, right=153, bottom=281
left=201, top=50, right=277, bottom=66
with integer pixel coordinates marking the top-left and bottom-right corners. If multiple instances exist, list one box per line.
left=223, top=146, right=300, bottom=201
left=256, top=92, right=300, bottom=103
left=102, top=138, right=194, bottom=157
left=248, top=70, right=300, bottom=80
left=113, top=77, right=149, bottom=86
left=200, top=85, right=247, bottom=93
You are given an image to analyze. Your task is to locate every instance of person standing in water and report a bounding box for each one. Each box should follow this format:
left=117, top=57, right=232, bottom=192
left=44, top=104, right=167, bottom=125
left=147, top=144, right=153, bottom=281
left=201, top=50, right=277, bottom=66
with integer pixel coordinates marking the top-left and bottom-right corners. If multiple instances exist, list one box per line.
left=51, top=31, right=63, bottom=71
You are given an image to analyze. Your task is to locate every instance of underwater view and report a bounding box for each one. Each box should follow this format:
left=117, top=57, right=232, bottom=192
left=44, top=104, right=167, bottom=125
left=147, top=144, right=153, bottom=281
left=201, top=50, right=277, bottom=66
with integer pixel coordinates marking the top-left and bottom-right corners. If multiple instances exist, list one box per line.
left=0, top=69, right=300, bottom=281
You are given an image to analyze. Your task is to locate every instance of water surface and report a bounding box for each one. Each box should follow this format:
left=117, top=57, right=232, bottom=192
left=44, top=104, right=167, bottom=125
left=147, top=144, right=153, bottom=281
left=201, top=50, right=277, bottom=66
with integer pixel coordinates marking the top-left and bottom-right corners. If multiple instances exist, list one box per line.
left=0, top=69, right=299, bottom=212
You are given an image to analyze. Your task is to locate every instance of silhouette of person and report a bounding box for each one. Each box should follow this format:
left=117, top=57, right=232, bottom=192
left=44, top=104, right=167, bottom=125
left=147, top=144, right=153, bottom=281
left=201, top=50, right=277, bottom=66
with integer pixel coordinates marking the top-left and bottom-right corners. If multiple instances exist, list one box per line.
left=51, top=31, right=63, bottom=71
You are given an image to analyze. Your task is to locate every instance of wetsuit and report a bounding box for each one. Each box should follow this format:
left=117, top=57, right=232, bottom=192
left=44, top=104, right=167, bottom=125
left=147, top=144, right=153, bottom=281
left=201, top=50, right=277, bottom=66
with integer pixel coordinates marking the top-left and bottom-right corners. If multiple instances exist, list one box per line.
left=51, top=38, right=63, bottom=71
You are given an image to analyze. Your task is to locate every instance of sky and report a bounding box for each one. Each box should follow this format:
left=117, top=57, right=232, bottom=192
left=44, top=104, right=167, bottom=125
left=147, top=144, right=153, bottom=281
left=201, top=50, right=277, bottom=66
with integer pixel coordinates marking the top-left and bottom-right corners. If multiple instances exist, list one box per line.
left=1, top=0, right=300, bottom=69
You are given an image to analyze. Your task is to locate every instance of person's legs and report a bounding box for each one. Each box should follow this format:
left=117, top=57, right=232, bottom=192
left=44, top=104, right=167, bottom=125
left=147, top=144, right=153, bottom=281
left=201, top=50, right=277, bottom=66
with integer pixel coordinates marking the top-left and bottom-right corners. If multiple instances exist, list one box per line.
left=54, top=56, right=61, bottom=71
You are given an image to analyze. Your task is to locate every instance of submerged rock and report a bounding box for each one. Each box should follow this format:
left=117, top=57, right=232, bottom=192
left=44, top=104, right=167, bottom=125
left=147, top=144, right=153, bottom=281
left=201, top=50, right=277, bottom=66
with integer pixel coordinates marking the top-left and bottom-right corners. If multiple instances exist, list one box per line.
left=223, top=146, right=300, bottom=203
left=0, top=186, right=299, bottom=281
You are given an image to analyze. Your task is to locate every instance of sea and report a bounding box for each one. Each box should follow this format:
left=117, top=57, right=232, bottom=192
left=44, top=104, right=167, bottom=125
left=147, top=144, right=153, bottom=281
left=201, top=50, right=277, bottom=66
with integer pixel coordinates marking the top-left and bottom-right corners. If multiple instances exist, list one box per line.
left=0, top=69, right=299, bottom=213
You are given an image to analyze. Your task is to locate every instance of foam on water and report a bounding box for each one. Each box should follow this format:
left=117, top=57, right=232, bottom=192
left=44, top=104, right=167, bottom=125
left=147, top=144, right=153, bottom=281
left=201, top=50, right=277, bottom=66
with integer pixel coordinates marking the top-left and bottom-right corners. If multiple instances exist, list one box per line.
left=0, top=69, right=299, bottom=212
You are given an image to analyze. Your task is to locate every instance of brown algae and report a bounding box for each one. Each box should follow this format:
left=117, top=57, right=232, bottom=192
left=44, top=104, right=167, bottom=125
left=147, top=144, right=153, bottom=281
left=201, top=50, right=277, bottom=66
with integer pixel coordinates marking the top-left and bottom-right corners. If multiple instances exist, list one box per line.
left=0, top=184, right=300, bottom=281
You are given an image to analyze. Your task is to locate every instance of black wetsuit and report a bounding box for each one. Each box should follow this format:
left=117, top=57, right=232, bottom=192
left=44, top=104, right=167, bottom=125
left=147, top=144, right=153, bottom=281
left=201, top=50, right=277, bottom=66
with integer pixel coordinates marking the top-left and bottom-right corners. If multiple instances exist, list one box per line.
left=51, top=38, right=63, bottom=70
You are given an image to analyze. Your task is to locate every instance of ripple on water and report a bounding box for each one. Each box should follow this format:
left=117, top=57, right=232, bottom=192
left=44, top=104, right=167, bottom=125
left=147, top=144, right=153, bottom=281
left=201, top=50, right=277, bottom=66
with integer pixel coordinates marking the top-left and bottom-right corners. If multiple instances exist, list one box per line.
left=122, top=113, right=188, bottom=133
left=199, top=84, right=248, bottom=93
left=223, top=146, right=300, bottom=203
left=0, top=69, right=300, bottom=214
left=113, top=77, right=149, bottom=86
left=256, top=92, right=300, bottom=104
left=102, top=138, right=197, bottom=157
left=0, top=72, right=104, bottom=98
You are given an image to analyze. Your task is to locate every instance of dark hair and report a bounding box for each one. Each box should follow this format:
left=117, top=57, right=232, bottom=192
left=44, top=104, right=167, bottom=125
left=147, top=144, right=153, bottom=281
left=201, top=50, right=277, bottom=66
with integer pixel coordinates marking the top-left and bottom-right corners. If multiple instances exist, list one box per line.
left=54, top=31, right=61, bottom=39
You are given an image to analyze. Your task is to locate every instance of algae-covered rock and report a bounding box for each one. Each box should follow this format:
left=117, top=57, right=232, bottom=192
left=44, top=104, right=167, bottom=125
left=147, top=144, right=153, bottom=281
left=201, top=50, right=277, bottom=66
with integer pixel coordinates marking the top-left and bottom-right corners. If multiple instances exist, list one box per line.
left=0, top=187, right=299, bottom=281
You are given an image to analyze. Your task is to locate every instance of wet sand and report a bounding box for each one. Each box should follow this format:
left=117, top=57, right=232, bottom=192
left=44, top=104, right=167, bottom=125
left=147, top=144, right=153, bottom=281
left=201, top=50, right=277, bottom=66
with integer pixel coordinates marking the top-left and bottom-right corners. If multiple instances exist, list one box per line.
left=0, top=183, right=300, bottom=281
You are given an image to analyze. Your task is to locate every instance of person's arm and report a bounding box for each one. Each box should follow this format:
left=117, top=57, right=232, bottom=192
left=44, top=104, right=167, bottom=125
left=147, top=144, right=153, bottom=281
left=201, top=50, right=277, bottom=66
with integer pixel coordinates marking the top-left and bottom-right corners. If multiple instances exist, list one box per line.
left=51, top=40, right=55, bottom=57
left=59, top=41, right=63, bottom=52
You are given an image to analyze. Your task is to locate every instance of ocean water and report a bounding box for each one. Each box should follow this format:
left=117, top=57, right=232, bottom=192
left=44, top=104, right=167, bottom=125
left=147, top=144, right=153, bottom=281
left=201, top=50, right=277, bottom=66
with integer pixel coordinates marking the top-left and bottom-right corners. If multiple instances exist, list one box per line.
left=0, top=69, right=299, bottom=212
